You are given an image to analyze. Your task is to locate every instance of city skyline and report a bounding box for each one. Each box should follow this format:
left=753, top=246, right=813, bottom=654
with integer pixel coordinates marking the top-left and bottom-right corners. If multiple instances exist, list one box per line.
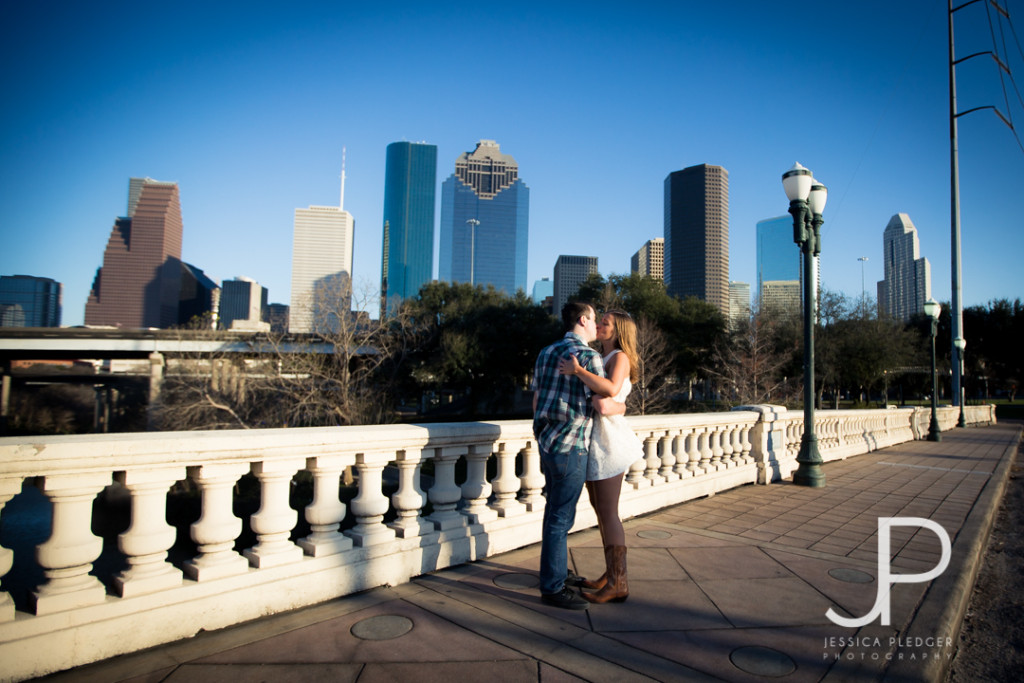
left=2, top=2, right=1022, bottom=327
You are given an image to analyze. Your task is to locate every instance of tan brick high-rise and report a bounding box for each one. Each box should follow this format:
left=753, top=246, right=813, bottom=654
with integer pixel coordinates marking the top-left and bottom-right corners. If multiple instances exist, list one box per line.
left=85, top=178, right=183, bottom=328
left=663, top=164, right=730, bottom=317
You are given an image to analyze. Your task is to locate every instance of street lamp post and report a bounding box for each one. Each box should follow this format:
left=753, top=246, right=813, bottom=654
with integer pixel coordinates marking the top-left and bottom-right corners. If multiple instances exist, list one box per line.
left=954, top=336, right=966, bottom=427
left=858, top=256, right=869, bottom=308
left=782, top=162, right=827, bottom=487
left=925, top=298, right=942, bottom=442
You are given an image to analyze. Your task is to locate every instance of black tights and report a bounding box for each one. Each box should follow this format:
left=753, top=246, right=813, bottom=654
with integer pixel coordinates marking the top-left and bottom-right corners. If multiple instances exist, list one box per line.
left=587, top=473, right=625, bottom=547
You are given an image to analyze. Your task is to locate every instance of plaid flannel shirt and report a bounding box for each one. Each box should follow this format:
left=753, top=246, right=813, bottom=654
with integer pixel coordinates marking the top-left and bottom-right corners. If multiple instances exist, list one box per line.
left=531, top=332, right=605, bottom=456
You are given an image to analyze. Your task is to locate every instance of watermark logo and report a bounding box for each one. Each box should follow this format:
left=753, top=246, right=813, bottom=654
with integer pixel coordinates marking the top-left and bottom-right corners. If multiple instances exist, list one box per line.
left=826, top=517, right=951, bottom=627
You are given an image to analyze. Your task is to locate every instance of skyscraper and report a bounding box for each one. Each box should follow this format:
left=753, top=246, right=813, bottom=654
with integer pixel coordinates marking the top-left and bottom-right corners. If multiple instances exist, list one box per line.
left=221, top=277, right=269, bottom=331
left=381, top=142, right=437, bottom=314
left=532, top=277, right=554, bottom=314
left=553, top=255, right=598, bottom=314
left=85, top=177, right=183, bottom=328
left=0, top=275, right=62, bottom=327
left=728, top=281, right=750, bottom=328
left=178, top=262, right=219, bottom=327
left=439, top=140, right=529, bottom=294
left=877, top=213, right=931, bottom=321
left=756, top=216, right=799, bottom=295
left=761, top=281, right=801, bottom=316
left=663, top=164, right=729, bottom=316
left=290, top=163, right=354, bottom=333
left=630, top=238, right=664, bottom=279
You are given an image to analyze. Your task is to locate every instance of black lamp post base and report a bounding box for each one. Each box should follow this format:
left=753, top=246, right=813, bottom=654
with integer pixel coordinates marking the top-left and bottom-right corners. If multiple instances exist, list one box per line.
left=793, top=437, right=826, bottom=487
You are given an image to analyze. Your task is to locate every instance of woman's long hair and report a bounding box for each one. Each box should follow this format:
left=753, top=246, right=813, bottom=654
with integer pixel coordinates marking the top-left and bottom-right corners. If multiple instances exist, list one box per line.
left=606, top=310, right=639, bottom=383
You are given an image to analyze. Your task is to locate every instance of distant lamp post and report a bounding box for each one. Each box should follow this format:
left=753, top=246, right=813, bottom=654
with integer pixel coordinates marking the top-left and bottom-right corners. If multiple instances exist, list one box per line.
left=783, top=162, right=827, bottom=487
left=858, top=256, right=869, bottom=306
left=466, top=219, right=480, bottom=285
left=953, top=336, right=966, bottom=427
left=924, top=297, right=942, bottom=442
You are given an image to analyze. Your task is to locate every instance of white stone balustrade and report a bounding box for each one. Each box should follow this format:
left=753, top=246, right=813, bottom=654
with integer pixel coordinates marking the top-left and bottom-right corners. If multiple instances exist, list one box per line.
left=244, top=458, right=305, bottom=567
left=346, top=450, right=397, bottom=547
left=32, top=472, right=111, bottom=615
left=0, top=404, right=996, bottom=682
left=0, top=478, right=21, bottom=623
left=114, top=467, right=185, bottom=597
left=184, top=462, right=251, bottom=581
left=388, top=449, right=433, bottom=539
left=299, top=455, right=354, bottom=555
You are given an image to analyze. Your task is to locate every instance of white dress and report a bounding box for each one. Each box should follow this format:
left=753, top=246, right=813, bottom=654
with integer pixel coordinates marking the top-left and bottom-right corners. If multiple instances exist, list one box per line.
left=588, top=350, right=645, bottom=481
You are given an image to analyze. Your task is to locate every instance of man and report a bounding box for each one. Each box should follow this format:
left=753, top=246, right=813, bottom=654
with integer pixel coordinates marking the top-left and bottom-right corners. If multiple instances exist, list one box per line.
left=532, top=301, right=623, bottom=609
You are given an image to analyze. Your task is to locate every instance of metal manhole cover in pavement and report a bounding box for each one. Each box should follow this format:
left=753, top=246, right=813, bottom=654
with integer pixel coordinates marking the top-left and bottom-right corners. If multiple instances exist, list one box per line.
left=829, top=567, right=875, bottom=583
left=637, top=529, right=672, bottom=539
left=350, top=615, right=414, bottom=640
left=493, top=572, right=539, bottom=590
left=729, top=646, right=797, bottom=677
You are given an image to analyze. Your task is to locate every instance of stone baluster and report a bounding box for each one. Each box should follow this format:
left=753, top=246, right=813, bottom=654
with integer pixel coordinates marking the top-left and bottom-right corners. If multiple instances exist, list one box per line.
left=0, top=478, right=22, bottom=622
left=299, top=455, right=354, bottom=556
left=730, top=425, right=744, bottom=465
left=740, top=423, right=754, bottom=463
left=659, top=431, right=678, bottom=481
left=32, top=472, right=111, bottom=614
left=683, top=429, right=701, bottom=476
left=787, top=421, right=801, bottom=459
left=643, top=433, right=664, bottom=484
left=719, top=424, right=734, bottom=467
left=114, top=467, right=185, bottom=598
left=709, top=426, right=724, bottom=468
left=622, top=433, right=646, bottom=487
left=388, top=449, right=434, bottom=539
left=698, top=427, right=713, bottom=472
left=517, top=441, right=546, bottom=512
left=243, top=459, right=305, bottom=568
left=183, top=463, right=251, bottom=581
left=673, top=430, right=692, bottom=478
left=426, top=446, right=468, bottom=531
left=345, top=451, right=397, bottom=547
left=490, top=440, right=526, bottom=518
left=461, top=444, right=497, bottom=525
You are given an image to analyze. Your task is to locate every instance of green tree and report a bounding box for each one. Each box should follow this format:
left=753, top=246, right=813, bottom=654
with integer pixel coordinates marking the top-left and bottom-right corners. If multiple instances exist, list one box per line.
left=573, top=273, right=726, bottom=388
left=401, top=281, right=560, bottom=417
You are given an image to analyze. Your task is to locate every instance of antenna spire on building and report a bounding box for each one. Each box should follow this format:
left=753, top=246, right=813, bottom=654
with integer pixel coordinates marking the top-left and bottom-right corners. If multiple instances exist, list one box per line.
left=340, top=147, right=347, bottom=210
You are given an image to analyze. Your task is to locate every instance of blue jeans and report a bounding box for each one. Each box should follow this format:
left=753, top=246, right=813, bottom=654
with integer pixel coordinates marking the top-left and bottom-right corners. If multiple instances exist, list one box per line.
left=538, top=443, right=588, bottom=595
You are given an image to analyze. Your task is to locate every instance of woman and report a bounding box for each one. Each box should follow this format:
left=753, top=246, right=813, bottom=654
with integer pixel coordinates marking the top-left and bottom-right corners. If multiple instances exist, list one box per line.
left=558, top=309, right=643, bottom=603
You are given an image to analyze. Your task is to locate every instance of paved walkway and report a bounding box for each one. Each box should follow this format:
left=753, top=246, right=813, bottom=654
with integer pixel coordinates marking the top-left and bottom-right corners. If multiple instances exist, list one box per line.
left=45, top=423, right=1021, bottom=683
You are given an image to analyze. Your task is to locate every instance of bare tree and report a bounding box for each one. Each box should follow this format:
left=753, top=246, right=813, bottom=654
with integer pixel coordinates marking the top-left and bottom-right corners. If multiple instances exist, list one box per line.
left=704, top=307, right=799, bottom=407
left=629, top=316, right=676, bottom=414
left=152, top=279, right=426, bottom=430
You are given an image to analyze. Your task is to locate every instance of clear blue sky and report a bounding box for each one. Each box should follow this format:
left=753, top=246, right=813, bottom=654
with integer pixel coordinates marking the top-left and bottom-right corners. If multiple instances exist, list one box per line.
left=2, top=1, right=1022, bottom=326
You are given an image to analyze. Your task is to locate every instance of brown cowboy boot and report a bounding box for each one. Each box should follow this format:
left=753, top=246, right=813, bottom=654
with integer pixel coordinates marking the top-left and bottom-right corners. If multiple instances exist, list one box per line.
left=577, top=570, right=608, bottom=591
left=583, top=545, right=628, bottom=603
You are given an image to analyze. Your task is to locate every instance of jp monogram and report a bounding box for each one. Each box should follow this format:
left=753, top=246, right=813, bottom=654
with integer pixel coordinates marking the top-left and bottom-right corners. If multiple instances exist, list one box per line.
left=826, top=517, right=951, bottom=627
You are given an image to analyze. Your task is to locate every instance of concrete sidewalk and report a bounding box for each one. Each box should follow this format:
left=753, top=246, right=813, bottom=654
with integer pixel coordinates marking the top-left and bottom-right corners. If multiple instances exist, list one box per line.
left=44, top=422, right=1021, bottom=683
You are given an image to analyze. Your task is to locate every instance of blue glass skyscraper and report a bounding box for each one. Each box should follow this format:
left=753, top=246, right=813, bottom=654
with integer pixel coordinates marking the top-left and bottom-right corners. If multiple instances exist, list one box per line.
left=439, top=140, right=529, bottom=294
left=0, top=275, right=62, bottom=327
left=756, top=216, right=799, bottom=294
left=381, top=142, right=437, bottom=312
